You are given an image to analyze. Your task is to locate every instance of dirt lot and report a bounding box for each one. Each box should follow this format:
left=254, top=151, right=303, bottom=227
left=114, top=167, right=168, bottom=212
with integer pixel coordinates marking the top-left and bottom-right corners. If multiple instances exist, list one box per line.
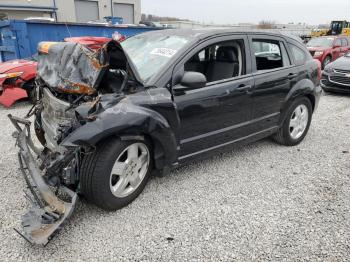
left=1, top=94, right=350, bottom=261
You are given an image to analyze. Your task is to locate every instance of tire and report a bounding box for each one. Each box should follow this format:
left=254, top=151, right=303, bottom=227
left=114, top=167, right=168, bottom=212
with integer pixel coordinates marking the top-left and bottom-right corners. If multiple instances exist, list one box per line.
left=80, top=137, right=152, bottom=211
left=322, top=56, right=332, bottom=70
left=273, top=97, right=312, bottom=146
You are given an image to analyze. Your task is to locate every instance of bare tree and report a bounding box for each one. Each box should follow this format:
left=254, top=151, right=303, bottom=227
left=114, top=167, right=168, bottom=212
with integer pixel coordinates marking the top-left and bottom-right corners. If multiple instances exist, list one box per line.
left=141, top=13, right=189, bottom=22
left=257, top=20, right=276, bottom=29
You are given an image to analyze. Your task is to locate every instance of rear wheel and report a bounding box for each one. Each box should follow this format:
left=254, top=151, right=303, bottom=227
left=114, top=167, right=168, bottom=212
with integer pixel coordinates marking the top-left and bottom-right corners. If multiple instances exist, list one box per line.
left=80, top=138, right=152, bottom=211
left=273, top=97, right=312, bottom=146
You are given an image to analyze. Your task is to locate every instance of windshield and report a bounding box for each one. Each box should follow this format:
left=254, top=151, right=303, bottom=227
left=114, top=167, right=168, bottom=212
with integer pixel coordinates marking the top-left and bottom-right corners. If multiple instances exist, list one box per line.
left=121, top=34, right=191, bottom=82
left=307, top=38, right=334, bottom=48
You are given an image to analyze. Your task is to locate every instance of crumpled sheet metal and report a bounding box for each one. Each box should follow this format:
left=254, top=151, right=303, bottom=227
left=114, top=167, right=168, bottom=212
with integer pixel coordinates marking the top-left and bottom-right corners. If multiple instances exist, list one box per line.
left=0, top=87, right=28, bottom=107
left=8, top=114, right=78, bottom=246
left=62, top=89, right=179, bottom=170
left=37, top=42, right=108, bottom=95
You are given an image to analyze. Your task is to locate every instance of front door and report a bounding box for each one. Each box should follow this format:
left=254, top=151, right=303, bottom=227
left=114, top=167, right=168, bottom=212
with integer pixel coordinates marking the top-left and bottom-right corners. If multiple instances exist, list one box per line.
left=172, top=36, right=255, bottom=159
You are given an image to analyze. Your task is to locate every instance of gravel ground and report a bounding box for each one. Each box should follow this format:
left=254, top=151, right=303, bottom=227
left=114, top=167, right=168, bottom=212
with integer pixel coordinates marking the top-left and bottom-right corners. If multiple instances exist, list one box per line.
left=1, top=94, right=350, bottom=261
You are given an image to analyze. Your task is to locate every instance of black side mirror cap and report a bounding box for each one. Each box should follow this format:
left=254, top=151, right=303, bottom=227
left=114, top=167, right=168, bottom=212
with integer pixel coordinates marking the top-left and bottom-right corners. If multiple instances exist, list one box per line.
left=173, top=72, right=207, bottom=93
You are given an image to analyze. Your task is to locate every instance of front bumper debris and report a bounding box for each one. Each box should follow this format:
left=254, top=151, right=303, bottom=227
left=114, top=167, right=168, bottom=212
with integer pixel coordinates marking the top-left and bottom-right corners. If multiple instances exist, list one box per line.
left=8, top=114, right=77, bottom=246
left=0, top=87, right=28, bottom=107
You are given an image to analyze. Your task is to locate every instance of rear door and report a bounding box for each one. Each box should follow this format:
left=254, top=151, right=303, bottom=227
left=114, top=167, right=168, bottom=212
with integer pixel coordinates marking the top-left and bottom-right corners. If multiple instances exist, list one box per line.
left=248, top=35, right=296, bottom=132
left=332, top=38, right=342, bottom=60
left=172, top=35, right=255, bottom=159
left=340, top=38, right=349, bottom=57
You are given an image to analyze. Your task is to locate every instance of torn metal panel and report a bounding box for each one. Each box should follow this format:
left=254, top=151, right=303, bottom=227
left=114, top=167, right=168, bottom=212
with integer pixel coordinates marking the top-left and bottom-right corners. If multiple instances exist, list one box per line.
left=61, top=88, right=179, bottom=170
left=8, top=114, right=77, bottom=246
left=37, top=40, right=142, bottom=96
left=0, top=87, right=28, bottom=107
left=37, top=42, right=108, bottom=95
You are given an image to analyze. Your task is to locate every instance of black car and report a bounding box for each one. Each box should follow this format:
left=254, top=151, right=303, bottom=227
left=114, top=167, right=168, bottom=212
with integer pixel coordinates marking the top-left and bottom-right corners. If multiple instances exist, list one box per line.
left=9, top=29, right=322, bottom=245
left=321, top=52, right=350, bottom=94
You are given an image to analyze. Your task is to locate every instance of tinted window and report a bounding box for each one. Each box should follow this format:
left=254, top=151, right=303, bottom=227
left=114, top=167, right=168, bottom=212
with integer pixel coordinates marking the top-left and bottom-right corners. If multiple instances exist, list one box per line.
left=289, top=44, right=306, bottom=66
left=252, top=40, right=286, bottom=71
left=341, top=38, right=348, bottom=46
left=184, top=39, right=246, bottom=83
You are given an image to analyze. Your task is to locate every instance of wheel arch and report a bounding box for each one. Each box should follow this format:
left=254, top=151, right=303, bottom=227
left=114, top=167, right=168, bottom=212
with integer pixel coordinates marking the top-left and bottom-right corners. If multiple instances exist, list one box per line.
left=279, top=79, right=317, bottom=125
left=62, top=105, right=178, bottom=173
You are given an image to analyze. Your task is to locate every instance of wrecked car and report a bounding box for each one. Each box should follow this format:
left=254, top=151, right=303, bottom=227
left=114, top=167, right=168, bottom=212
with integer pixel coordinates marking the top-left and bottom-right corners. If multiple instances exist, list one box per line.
left=0, top=57, right=37, bottom=107
left=9, top=29, right=322, bottom=245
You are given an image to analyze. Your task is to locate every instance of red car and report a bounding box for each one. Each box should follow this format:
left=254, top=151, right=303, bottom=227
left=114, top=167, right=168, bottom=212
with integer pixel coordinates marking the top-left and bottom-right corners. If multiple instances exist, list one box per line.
left=307, top=35, right=350, bottom=69
left=0, top=58, right=38, bottom=107
left=0, top=36, right=113, bottom=107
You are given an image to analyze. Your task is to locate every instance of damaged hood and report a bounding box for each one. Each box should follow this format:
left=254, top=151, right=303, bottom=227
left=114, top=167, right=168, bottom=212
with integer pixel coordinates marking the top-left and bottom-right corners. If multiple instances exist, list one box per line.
left=37, top=40, right=143, bottom=95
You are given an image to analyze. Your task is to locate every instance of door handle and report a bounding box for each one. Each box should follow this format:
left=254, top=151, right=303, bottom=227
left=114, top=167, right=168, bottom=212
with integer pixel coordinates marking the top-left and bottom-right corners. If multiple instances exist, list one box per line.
left=287, top=73, right=298, bottom=80
left=236, top=84, right=252, bottom=91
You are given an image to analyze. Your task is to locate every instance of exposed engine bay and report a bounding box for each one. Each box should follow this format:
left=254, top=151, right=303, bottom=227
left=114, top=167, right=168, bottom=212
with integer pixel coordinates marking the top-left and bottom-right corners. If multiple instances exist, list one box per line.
left=9, top=40, right=146, bottom=245
left=36, top=40, right=145, bottom=150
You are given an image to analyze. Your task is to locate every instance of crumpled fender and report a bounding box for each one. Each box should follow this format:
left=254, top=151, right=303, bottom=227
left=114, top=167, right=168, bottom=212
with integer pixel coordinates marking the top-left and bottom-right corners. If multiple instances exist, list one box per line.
left=0, top=87, right=28, bottom=107
left=61, top=98, right=178, bottom=170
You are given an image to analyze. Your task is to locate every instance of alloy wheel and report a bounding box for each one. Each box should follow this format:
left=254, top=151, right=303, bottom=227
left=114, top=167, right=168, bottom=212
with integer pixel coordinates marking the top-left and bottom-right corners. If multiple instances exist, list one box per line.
left=289, top=104, right=309, bottom=140
left=109, top=143, right=150, bottom=198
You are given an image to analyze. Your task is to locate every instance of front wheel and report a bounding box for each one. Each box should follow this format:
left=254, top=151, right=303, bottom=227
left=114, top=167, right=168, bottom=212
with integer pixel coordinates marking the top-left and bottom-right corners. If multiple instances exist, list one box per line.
left=273, top=97, right=312, bottom=146
left=80, top=138, right=152, bottom=211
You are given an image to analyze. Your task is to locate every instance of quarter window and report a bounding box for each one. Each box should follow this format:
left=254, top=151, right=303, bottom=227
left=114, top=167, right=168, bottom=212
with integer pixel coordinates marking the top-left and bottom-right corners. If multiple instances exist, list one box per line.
left=252, top=40, right=289, bottom=71
left=289, top=44, right=307, bottom=66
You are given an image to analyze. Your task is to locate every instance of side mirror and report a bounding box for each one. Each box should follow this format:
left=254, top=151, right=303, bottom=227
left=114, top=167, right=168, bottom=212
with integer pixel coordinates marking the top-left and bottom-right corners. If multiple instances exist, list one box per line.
left=173, top=72, right=207, bottom=93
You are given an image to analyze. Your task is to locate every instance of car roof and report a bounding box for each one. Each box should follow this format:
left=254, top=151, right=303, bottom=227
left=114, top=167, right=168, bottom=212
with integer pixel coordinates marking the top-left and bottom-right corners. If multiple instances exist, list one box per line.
left=140, top=28, right=303, bottom=43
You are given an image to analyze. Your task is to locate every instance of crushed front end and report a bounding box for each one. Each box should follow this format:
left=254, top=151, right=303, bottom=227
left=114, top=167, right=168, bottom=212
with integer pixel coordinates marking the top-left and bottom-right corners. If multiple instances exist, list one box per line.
left=9, top=39, right=138, bottom=245
left=9, top=114, right=78, bottom=246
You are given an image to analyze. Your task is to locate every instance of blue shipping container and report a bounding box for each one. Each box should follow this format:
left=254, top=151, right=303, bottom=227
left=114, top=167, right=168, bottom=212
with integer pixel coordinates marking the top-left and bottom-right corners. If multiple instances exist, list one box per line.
left=0, top=20, right=159, bottom=62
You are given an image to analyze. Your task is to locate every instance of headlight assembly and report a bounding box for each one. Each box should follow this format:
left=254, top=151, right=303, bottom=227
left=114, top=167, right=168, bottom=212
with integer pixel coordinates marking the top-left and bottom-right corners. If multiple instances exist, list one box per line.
left=0, top=72, right=23, bottom=79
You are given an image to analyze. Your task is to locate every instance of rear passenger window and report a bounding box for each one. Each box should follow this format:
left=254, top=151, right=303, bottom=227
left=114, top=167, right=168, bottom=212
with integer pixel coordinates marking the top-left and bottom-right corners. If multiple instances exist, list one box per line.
left=334, top=39, right=341, bottom=47
left=341, top=38, right=348, bottom=46
left=289, top=44, right=306, bottom=66
left=252, top=40, right=289, bottom=71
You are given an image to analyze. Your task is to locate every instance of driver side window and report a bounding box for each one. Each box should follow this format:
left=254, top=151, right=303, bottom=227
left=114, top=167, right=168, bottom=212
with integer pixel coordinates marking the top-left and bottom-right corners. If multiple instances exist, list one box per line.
left=184, top=40, right=246, bottom=83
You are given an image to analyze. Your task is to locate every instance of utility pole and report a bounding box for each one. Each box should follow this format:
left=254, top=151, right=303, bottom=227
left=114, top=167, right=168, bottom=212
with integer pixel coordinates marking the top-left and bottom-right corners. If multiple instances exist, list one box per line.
left=110, top=0, right=114, bottom=16
left=52, top=0, right=58, bottom=21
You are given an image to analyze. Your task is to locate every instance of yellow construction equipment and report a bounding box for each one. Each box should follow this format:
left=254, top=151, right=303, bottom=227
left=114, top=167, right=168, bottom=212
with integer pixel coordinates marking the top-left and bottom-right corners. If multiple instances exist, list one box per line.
left=311, top=21, right=350, bottom=38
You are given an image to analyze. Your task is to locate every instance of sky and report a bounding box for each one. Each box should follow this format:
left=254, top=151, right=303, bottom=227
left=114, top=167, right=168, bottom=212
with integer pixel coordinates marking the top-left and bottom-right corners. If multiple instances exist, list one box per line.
left=142, top=0, right=350, bottom=25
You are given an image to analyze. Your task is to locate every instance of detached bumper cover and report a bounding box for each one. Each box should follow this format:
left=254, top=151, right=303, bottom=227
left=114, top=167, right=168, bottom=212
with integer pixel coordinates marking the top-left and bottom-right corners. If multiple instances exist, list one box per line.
left=8, top=114, right=77, bottom=246
left=0, top=87, right=28, bottom=107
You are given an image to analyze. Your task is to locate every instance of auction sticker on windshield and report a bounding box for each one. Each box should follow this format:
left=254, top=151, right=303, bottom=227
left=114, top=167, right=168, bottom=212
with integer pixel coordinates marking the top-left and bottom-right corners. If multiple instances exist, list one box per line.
left=150, top=48, right=177, bottom=58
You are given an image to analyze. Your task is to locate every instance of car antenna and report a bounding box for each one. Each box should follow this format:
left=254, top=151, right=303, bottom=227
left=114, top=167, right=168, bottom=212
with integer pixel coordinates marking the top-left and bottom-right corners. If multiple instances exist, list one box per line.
left=65, top=21, right=72, bottom=38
